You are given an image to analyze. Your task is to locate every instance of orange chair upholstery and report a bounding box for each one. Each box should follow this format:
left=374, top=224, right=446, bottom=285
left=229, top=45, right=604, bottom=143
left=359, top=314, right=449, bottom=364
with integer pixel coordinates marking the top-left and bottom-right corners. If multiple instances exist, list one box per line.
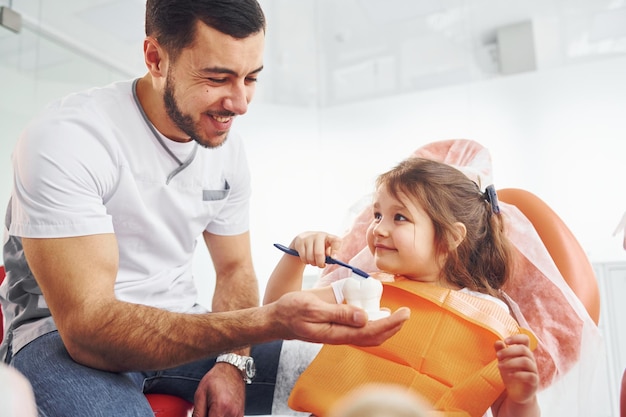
left=0, top=265, right=193, bottom=416
left=497, top=188, right=600, bottom=324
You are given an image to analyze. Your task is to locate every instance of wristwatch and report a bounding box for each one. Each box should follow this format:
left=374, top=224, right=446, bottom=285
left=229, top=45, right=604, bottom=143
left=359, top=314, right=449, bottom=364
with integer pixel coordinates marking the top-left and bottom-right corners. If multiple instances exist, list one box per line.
left=216, top=353, right=256, bottom=384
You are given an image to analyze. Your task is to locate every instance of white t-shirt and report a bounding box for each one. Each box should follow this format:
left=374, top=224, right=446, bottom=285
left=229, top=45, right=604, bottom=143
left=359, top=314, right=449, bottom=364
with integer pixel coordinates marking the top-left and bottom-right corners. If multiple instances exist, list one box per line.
left=1, top=79, right=251, bottom=358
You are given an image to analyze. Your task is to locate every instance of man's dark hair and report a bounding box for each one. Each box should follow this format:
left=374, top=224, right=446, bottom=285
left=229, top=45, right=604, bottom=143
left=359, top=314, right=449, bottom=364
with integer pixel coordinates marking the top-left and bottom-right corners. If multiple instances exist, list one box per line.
left=145, top=0, right=266, bottom=59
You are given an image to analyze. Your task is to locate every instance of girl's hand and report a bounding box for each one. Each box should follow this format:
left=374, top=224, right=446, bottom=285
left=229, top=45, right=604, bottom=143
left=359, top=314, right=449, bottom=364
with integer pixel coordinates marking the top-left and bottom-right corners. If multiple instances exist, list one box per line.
left=494, top=333, right=539, bottom=405
left=265, top=231, right=342, bottom=305
left=290, top=232, right=342, bottom=268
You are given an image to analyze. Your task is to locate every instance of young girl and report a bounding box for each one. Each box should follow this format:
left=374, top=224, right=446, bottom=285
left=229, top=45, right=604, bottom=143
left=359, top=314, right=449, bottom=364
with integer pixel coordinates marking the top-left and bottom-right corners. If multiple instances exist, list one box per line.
left=264, top=157, right=540, bottom=417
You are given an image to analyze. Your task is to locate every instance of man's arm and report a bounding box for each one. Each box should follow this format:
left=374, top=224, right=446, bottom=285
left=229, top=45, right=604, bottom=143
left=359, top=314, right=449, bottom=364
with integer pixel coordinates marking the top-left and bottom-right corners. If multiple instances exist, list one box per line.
left=194, top=232, right=258, bottom=417
left=22, top=234, right=410, bottom=373
left=204, top=231, right=259, bottom=315
left=22, top=233, right=259, bottom=371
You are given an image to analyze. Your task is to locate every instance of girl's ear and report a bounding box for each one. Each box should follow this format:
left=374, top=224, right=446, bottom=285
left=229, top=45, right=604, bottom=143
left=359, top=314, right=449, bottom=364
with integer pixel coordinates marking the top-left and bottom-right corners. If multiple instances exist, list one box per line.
left=451, top=222, right=467, bottom=249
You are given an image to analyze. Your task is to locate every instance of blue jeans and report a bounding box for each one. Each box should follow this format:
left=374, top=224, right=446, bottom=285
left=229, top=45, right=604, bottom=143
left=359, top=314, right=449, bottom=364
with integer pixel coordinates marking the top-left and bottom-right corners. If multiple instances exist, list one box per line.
left=9, top=331, right=282, bottom=417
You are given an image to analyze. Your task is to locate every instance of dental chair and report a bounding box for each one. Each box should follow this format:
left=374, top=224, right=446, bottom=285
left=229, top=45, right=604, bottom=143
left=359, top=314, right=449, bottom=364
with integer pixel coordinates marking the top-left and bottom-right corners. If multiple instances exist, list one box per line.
left=0, top=265, right=194, bottom=417
left=0, top=138, right=613, bottom=416
left=147, top=393, right=193, bottom=416
left=314, top=139, right=606, bottom=416
left=496, top=187, right=600, bottom=324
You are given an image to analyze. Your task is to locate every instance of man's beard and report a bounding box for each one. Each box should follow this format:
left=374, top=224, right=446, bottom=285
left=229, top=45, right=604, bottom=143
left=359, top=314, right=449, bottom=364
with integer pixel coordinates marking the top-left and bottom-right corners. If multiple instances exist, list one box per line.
left=163, top=74, right=227, bottom=149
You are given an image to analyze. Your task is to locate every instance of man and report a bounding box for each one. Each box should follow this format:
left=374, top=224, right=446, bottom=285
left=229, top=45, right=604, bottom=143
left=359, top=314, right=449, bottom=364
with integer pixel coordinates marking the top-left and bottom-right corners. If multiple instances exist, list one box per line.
left=0, top=1, right=409, bottom=416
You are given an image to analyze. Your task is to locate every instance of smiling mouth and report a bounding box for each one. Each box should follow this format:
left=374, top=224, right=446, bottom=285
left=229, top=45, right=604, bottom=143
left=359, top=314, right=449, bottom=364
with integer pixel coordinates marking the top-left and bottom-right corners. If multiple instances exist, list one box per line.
left=212, top=114, right=232, bottom=123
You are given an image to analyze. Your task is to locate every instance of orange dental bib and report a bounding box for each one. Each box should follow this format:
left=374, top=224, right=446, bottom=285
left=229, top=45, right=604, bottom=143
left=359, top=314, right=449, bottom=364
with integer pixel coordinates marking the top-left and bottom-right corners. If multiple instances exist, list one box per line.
left=288, top=279, right=536, bottom=417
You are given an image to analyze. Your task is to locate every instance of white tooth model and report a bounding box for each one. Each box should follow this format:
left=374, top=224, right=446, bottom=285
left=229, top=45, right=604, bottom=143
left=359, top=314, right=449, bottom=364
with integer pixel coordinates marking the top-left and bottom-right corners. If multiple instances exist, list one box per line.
left=342, top=274, right=390, bottom=320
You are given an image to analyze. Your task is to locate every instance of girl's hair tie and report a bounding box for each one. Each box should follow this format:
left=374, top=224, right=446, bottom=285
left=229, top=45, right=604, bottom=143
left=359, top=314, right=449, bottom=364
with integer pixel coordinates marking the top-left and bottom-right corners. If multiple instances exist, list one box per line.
left=483, top=184, right=501, bottom=214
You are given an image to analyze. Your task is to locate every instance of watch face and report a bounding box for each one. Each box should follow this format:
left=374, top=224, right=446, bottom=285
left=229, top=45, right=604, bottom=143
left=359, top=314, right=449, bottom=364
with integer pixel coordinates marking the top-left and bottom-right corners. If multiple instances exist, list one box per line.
left=245, top=358, right=256, bottom=379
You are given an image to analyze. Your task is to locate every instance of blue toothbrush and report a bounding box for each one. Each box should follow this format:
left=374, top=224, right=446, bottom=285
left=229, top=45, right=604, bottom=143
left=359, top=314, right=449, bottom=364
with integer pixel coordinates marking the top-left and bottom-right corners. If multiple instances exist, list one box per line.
left=273, top=243, right=370, bottom=278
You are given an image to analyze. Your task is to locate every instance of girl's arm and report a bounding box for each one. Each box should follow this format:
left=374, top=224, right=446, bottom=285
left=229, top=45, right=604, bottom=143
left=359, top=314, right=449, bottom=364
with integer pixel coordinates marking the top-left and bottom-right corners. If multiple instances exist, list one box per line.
left=263, top=232, right=342, bottom=305
left=491, top=334, right=541, bottom=417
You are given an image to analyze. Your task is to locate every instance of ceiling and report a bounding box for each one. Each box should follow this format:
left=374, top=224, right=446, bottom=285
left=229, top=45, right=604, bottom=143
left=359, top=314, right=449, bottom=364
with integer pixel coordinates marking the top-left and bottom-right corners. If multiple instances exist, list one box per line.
left=1, top=0, right=626, bottom=107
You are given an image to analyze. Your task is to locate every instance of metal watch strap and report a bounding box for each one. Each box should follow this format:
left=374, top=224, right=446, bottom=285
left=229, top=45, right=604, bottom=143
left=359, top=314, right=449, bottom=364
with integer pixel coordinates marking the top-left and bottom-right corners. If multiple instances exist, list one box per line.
left=215, top=353, right=256, bottom=384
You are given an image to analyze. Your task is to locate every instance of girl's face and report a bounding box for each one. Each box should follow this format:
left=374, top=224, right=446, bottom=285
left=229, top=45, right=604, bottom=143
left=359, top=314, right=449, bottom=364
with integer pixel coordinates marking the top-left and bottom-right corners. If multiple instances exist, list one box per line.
left=366, top=185, right=443, bottom=283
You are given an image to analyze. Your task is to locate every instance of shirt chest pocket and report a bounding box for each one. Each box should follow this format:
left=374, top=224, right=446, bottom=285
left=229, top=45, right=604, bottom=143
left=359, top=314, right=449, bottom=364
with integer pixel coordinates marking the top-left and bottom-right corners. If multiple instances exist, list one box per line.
left=202, top=180, right=230, bottom=201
